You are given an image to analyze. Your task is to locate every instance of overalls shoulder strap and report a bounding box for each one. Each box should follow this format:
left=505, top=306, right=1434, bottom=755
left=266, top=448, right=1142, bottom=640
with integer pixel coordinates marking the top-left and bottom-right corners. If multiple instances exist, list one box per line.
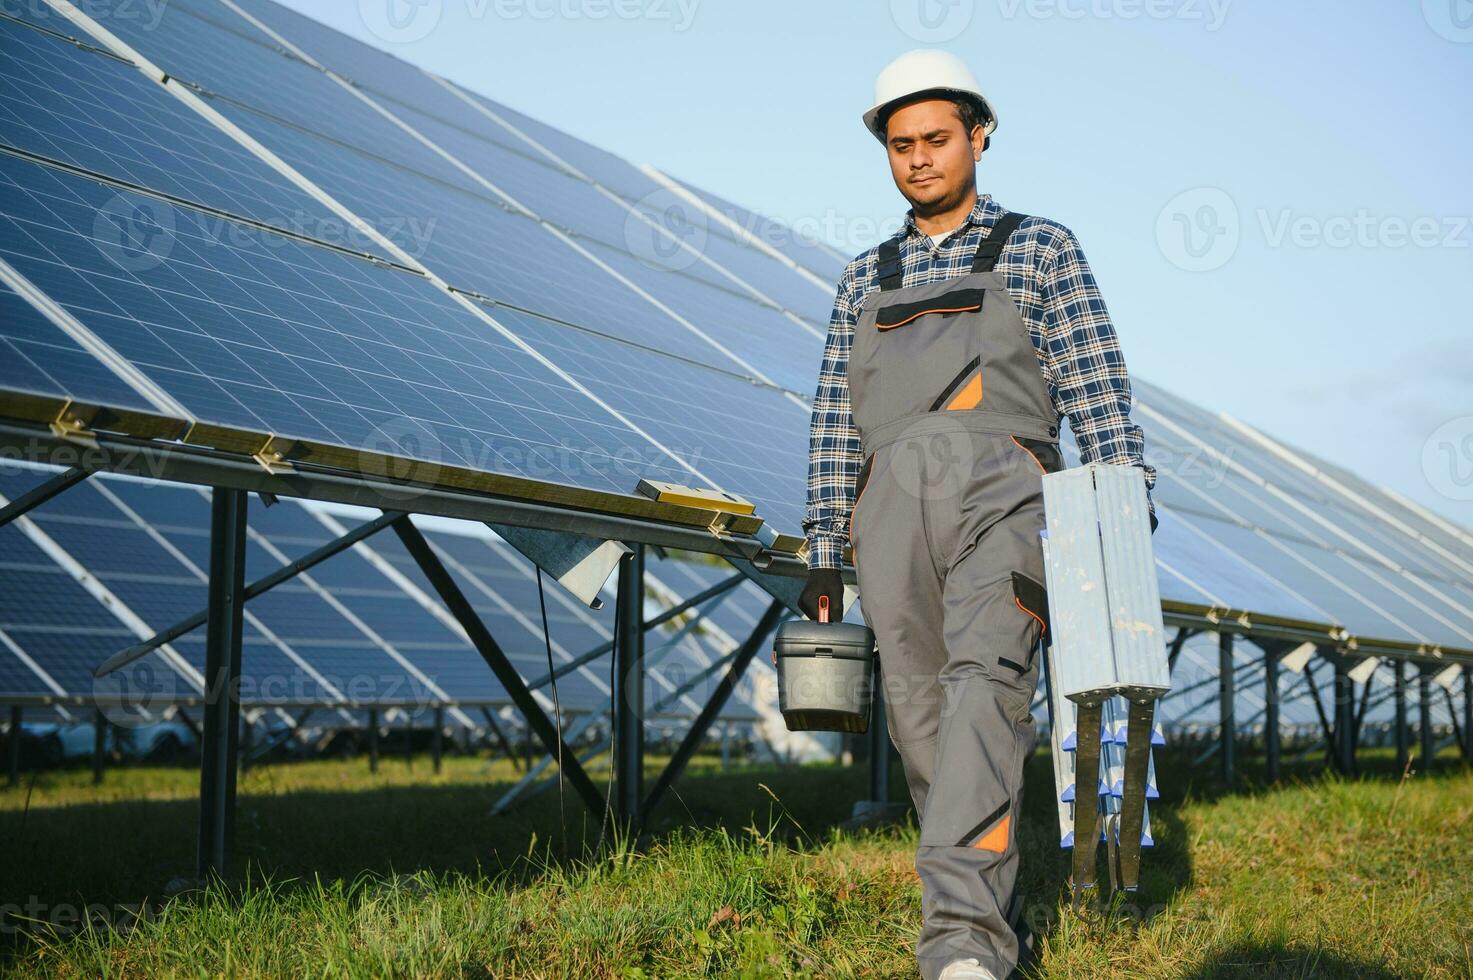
left=876, top=236, right=904, bottom=291
left=969, top=210, right=1030, bottom=274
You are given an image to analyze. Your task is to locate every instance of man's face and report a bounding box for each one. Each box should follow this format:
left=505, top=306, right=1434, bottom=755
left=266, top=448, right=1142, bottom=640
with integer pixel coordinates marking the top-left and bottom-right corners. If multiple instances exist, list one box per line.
left=884, top=98, right=984, bottom=212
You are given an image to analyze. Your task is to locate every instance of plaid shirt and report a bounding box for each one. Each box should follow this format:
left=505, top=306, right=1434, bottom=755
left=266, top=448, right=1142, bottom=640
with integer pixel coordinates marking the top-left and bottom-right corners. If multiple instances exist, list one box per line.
left=803, top=194, right=1157, bottom=570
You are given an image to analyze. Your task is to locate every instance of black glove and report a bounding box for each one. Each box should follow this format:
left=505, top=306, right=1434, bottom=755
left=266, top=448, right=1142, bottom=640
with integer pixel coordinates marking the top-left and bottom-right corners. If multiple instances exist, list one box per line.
left=799, top=567, right=845, bottom=621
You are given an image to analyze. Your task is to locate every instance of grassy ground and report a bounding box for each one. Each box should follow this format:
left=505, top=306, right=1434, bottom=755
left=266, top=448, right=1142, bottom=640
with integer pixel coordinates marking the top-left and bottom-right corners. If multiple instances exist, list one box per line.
left=2, top=743, right=1470, bottom=978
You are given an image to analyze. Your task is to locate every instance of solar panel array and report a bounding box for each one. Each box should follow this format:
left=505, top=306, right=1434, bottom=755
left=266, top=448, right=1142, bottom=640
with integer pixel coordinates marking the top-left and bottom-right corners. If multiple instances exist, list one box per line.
left=0, top=0, right=1470, bottom=699
left=0, top=462, right=777, bottom=728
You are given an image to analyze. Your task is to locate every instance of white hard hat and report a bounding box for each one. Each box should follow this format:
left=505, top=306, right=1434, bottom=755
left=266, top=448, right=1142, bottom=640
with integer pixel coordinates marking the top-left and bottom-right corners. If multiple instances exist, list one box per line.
left=862, top=49, right=998, bottom=144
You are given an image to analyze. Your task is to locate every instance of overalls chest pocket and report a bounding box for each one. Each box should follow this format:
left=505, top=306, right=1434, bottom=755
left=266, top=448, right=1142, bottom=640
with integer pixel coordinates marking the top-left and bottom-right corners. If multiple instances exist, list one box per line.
left=856, top=287, right=988, bottom=423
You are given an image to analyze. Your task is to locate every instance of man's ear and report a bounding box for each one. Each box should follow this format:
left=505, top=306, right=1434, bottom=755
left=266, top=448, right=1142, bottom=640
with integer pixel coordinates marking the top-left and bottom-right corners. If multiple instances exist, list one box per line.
left=972, top=125, right=987, bottom=161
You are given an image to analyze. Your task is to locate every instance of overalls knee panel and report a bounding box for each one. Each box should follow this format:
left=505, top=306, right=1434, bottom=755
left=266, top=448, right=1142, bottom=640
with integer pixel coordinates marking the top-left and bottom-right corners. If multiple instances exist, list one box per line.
left=848, top=211, right=1060, bottom=980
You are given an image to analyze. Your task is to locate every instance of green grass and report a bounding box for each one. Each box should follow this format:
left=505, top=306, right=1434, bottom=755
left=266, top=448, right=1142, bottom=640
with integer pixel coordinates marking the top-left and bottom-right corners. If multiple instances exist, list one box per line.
left=2, top=745, right=1470, bottom=978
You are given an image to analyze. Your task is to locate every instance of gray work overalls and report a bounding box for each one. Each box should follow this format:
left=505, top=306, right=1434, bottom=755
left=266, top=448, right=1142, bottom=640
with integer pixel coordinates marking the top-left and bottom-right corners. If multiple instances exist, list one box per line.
left=849, top=210, right=1059, bottom=980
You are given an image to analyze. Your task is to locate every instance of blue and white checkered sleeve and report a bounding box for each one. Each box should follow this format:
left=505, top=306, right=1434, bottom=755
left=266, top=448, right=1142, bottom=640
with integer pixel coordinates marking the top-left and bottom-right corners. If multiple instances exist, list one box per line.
left=1038, top=226, right=1158, bottom=515
left=802, top=264, right=863, bottom=570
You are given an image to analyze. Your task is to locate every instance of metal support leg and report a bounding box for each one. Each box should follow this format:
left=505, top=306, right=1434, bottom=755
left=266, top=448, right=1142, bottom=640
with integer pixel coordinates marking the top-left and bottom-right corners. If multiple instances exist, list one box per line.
left=7, top=705, right=19, bottom=788
left=1419, top=667, right=1434, bottom=773
left=1219, top=632, right=1235, bottom=788
left=643, top=598, right=785, bottom=817
left=1264, top=644, right=1281, bottom=783
left=868, top=659, right=890, bottom=804
left=1394, top=660, right=1409, bottom=772
left=1333, top=653, right=1355, bottom=776
left=615, top=546, right=646, bottom=830
left=198, top=487, right=247, bottom=881
left=1070, top=697, right=1106, bottom=904
left=393, top=517, right=605, bottom=815
left=368, top=707, right=379, bottom=774
left=1464, top=668, right=1473, bottom=763
left=92, top=707, right=106, bottom=784
left=433, top=705, right=444, bottom=774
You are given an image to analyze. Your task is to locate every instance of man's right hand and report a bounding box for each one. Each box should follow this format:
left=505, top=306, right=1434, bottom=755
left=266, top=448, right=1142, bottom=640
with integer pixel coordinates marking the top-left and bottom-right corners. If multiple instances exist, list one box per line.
left=799, top=567, right=845, bottom=622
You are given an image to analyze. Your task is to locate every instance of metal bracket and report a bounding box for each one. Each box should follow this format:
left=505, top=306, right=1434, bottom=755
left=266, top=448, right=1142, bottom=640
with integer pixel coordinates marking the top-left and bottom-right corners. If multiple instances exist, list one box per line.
left=252, top=435, right=295, bottom=475
left=48, top=400, right=96, bottom=447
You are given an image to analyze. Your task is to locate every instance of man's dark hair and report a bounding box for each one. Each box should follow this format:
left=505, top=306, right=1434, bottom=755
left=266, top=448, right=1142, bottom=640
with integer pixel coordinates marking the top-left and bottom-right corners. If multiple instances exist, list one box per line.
left=880, top=90, right=992, bottom=151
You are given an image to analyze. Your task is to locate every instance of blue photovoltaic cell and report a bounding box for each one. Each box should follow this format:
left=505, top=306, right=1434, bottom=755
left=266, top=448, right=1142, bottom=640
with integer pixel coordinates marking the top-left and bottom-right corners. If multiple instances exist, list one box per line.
left=0, top=153, right=695, bottom=495
left=669, top=174, right=851, bottom=286
left=0, top=465, right=765, bottom=719
left=493, top=308, right=811, bottom=532
left=5, top=1, right=1473, bottom=663
left=100, top=0, right=828, bottom=381
left=0, top=16, right=384, bottom=256
left=0, top=469, right=188, bottom=701
left=1132, top=381, right=1473, bottom=647
left=0, top=283, right=154, bottom=411
left=89, top=0, right=491, bottom=202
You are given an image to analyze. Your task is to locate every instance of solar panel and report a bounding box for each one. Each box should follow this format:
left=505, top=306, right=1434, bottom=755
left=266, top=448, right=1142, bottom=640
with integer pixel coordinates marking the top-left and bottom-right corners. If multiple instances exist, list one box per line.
left=0, top=153, right=705, bottom=494
left=0, top=283, right=156, bottom=411
left=0, top=464, right=766, bottom=723
left=1, top=0, right=1470, bottom=674
left=0, top=15, right=386, bottom=257
left=659, top=172, right=851, bottom=287
left=491, top=307, right=811, bottom=532
left=1132, top=381, right=1473, bottom=650
left=89, top=0, right=828, bottom=383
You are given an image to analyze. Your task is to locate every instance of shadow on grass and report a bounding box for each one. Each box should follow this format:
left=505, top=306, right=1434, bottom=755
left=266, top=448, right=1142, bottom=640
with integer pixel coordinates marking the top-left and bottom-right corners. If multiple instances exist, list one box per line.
left=1177, top=942, right=1404, bottom=979
left=2, top=744, right=1465, bottom=968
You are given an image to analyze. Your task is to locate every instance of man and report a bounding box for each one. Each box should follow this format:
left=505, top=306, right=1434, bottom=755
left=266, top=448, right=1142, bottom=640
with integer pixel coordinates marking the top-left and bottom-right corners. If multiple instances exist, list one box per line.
left=799, top=49, right=1157, bottom=980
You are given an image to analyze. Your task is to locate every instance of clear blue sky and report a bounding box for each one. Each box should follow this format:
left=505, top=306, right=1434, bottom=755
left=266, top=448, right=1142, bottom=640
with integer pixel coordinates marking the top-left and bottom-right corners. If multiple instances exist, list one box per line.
left=280, top=0, right=1473, bottom=529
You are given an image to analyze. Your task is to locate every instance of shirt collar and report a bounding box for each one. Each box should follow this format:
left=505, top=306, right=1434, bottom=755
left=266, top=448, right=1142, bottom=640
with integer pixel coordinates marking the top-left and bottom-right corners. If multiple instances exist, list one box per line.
left=901, top=192, right=1002, bottom=241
